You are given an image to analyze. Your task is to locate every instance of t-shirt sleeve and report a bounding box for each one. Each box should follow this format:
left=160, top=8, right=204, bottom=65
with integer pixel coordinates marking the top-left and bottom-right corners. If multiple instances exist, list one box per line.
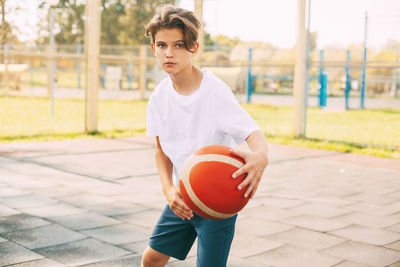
left=146, top=97, right=158, bottom=137
left=217, top=87, right=260, bottom=144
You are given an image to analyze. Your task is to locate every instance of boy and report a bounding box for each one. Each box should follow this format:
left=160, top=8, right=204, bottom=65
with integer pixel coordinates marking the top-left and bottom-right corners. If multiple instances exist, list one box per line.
left=141, top=4, right=268, bottom=267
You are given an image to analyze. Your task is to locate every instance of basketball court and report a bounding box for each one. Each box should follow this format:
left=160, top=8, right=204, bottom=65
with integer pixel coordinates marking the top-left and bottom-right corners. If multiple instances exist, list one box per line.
left=0, top=137, right=400, bottom=266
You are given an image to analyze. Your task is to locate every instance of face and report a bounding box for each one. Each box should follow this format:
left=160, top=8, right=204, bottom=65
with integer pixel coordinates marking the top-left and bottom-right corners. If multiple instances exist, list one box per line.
left=151, top=28, right=198, bottom=75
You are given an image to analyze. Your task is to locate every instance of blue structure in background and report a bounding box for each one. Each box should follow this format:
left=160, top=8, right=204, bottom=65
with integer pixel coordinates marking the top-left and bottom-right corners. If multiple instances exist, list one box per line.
left=319, top=49, right=327, bottom=107
left=319, top=73, right=328, bottom=107
left=345, top=50, right=351, bottom=110
left=247, top=48, right=253, bottom=103
left=128, top=63, right=133, bottom=89
left=101, top=62, right=107, bottom=88
left=77, top=42, right=82, bottom=89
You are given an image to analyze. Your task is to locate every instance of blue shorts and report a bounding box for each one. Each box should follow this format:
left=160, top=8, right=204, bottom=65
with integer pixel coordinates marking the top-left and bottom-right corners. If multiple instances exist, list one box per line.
left=149, top=204, right=237, bottom=267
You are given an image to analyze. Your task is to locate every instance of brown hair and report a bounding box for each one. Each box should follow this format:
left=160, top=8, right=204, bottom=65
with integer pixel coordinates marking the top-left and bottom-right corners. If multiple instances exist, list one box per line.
left=145, top=5, right=201, bottom=52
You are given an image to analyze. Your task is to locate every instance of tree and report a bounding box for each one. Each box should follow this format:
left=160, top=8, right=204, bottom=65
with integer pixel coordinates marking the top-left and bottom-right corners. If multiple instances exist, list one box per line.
left=37, top=0, right=176, bottom=45
left=117, top=0, right=175, bottom=45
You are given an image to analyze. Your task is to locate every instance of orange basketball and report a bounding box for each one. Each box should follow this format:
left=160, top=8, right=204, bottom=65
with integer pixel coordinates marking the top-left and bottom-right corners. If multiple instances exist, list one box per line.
left=179, top=145, right=250, bottom=220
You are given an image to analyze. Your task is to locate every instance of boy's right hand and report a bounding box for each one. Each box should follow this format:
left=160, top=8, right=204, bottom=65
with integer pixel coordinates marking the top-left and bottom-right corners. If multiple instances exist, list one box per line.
left=165, top=186, right=193, bottom=220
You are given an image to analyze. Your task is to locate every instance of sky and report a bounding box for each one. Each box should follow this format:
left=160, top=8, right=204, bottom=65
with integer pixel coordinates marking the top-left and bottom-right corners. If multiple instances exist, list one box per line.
left=179, top=0, right=400, bottom=49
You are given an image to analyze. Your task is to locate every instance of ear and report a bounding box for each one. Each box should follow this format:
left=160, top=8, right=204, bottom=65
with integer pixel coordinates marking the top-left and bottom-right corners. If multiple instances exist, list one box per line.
left=151, top=43, right=156, bottom=54
left=193, top=42, right=200, bottom=55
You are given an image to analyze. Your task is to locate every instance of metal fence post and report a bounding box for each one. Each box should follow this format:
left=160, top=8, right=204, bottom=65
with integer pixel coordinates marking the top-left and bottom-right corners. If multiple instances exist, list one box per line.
left=360, top=12, right=368, bottom=109
left=84, top=0, right=101, bottom=132
left=139, top=45, right=146, bottom=100
left=77, top=42, right=82, bottom=89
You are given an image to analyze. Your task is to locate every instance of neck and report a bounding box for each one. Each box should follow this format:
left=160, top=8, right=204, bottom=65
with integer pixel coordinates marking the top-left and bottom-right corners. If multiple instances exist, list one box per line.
left=170, top=66, right=202, bottom=96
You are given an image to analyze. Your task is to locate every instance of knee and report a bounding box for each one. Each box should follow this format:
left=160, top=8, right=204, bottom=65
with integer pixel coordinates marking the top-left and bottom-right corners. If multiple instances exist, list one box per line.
left=141, top=247, right=168, bottom=267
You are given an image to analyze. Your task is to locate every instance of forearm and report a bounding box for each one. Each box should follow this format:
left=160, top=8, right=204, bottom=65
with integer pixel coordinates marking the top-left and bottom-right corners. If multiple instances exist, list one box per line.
left=246, top=130, right=268, bottom=156
left=155, top=147, right=175, bottom=197
left=154, top=138, right=193, bottom=220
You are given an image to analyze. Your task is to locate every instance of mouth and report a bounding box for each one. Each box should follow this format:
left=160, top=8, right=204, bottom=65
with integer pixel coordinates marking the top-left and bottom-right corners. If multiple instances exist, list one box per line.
left=165, top=62, right=176, bottom=66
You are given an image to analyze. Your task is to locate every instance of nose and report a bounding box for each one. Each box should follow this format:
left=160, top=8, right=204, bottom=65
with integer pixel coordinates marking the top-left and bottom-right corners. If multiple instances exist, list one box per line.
left=166, top=47, right=173, bottom=58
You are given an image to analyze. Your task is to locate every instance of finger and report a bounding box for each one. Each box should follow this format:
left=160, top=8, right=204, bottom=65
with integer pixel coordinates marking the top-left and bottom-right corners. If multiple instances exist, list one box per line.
left=244, top=180, right=260, bottom=199
left=250, top=183, right=259, bottom=199
left=232, top=166, right=248, bottom=179
left=230, top=149, right=248, bottom=161
left=177, top=199, right=193, bottom=219
left=237, top=171, right=254, bottom=190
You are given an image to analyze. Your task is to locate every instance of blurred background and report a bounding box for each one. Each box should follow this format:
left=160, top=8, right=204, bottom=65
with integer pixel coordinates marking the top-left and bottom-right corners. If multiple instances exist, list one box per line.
left=0, top=0, right=399, bottom=158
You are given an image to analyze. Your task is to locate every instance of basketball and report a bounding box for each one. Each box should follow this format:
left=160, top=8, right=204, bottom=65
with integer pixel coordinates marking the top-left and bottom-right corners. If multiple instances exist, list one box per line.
left=179, top=145, right=250, bottom=220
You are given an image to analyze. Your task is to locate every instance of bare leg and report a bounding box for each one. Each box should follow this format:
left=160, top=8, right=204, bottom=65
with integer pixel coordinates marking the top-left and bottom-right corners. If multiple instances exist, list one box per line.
left=141, top=246, right=170, bottom=267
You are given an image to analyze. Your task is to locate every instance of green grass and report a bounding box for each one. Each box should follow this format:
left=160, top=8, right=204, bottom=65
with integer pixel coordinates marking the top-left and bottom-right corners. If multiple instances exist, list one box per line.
left=1, top=96, right=399, bottom=159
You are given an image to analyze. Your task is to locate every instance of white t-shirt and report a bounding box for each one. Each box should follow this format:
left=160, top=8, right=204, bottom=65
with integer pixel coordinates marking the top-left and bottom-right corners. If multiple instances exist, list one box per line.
left=146, top=70, right=260, bottom=186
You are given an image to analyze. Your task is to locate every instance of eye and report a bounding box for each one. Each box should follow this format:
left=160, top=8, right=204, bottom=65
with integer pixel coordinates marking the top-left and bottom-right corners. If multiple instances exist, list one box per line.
left=157, top=43, right=166, bottom=48
left=176, top=43, right=184, bottom=48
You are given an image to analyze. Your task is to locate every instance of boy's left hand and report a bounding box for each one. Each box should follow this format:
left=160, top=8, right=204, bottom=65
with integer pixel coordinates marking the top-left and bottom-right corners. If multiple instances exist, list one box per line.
left=230, top=149, right=268, bottom=199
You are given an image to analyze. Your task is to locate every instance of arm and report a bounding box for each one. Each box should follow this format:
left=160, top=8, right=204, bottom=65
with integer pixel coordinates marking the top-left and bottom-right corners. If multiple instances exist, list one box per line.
left=155, top=137, right=193, bottom=220
left=231, top=130, right=269, bottom=199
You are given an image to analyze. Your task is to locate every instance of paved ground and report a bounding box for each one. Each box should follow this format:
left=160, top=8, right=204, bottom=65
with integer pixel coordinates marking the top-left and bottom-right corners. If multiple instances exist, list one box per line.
left=0, top=137, right=400, bottom=267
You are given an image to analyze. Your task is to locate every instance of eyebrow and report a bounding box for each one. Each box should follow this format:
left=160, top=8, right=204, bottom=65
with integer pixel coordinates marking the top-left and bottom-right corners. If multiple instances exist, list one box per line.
left=155, top=40, right=185, bottom=44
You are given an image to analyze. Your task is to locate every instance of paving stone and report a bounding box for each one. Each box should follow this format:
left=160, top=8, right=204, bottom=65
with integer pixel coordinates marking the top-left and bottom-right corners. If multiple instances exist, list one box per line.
left=81, top=223, right=150, bottom=245
left=230, top=233, right=283, bottom=257
left=387, top=223, right=400, bottom=233
left=140, top=200, right=167, bottom=211
left=333, top=260, right=373, bottom=267
left=0, top=241, right=43, bottom=266
left=330, top=224, right=400, bottom=246
left=0, top=203, right=21, bottom=217
left=34, top=238, right=131, bottom=266
left=2, top=224, right=85, bottom=249
left=322, top=241, right=400, bottom=267
left=112, top=191, right=165, bottom=204
left=387, top=261, right=400, bottom=267
left=0, top=187, right=29, bottom=198
left=247, top=244, right=342, bottom=267
left=0, top=194, right=57, bottom=209
left=59, top=193, right=115, bottom=208
left=306, top=185, right=358, bottom=198
left=335, top=212, right=400, bottom=229
left=347, top=192, right=398, bottom=205
left=0, top=214, right=50, bottom=233
left=268, top=227, right=347, bottom=250
left=49, top=212, right=120, bottom=230
left=20, top=203, right=85, bottom=218
left=167, top=256, right=196, bottom=267
left=386, top=240, right=400, bottom=251
left=119, top=240, right=149, bottom=255
left=283, top=214, right=350, bottom=232
left=7, top=258, right=66, bottom=266
left=260, top=196, right=306, bottom=208
left=287, top=202, right=349, bottom=218
left=226, top=256, right=266, bottom=267
left=115, top=209, right=161, bottom=229
left=240, top=204, right=301, bottom=221
left=236, top=216, right=293, bottom=236
left=388, top=190, right=400, bottom=199
left=79, top=254, right=142, bottom=266
left=88, top=201, right=150, bottom=216
left=16, top=179, right=55, bottom=190
left=31, top=186, right=83, bottom=198
left=346, top=202, right=400, bottom=216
